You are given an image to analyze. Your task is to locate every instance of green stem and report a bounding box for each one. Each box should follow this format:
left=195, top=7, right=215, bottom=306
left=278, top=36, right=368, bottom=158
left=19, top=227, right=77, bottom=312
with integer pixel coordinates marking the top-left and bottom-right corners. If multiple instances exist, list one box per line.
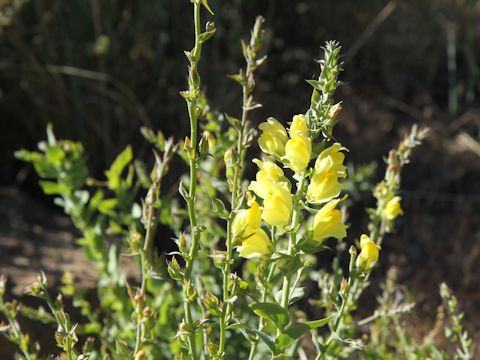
left=134, top=180, right=160, bottom=355
left=42, top=289, right=75, bottom=360
left=182, top=3, right=202, bottom=359
left=280, top=175, right=307, bottom=310
left=248, top=250, right=277, bottom=360
left=316, top=251, right=357, bottom=359
left=218, top=36, right=255, bottom=358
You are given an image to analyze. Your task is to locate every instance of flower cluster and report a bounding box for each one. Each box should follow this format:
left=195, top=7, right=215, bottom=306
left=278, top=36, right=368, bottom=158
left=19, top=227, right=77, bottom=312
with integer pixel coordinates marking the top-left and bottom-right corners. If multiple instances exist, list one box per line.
left=233, top=113, right=348, bottom=259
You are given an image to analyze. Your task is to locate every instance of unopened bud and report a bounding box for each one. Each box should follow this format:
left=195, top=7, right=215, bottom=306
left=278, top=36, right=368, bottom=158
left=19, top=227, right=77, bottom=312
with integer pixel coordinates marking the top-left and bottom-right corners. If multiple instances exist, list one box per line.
left=340, top=278, right=349, bottom=296
left=183, top=280, right=197, bottom=302
left=199, top=133, right=209, bottom=157
left=203, top=293, right=221, bottom=317
left=129, top=230, right=143, bottom=252
left=143, top=306, right=152, bottom=318
left=167, top=257, right=182, bottom=282
left=178, top=232, right=187, bottom=254
left=329, top=103, right=342, bottom=119
left=204, top=131, right=216, bottom=152
left=135, top=350, right=147, bottom=360
left=349, top=245, right=357, bottom=256
left=210, top=250, right=227, bottom=269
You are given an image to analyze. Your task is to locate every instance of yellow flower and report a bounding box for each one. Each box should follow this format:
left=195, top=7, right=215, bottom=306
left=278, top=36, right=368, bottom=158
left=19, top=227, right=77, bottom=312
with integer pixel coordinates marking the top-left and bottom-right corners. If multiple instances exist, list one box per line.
left=312, top=198, right=347, bottom=243
left=382, top=196, right=404, bottom=220
left=258, top=118, right=288, bottom=157
left=248, top=159, right=287, bottom=199
left=232, top=199, right=261, bottom=245
left=356, top=234, right=381, bottom=271
left=314, top=143, right=347, bottom=179
left=307, top=168, right=342, bottom=204
left=284, top=136, right=312, bottom=173
left=236, top=228, right=272, bottom=259
left=289, top=114, right=308, bottom=139
left=261, top=184, right=293, bottom=227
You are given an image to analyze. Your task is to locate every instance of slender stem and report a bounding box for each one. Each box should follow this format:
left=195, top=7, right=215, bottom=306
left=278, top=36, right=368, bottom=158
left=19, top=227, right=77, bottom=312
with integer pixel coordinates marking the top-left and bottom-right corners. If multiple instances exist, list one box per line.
left=134, top=180, right=160, bottom=355
left=42, top=289, right=74, bottom=360
left=182, top=3, right=202, bottom=359
left=218, top=32, right=256, bottom=358
left=248, top=244, right=277, bottom=360
left=316, top=253, right=357, bottom=359
left=280, top=175, right=307, bottom=310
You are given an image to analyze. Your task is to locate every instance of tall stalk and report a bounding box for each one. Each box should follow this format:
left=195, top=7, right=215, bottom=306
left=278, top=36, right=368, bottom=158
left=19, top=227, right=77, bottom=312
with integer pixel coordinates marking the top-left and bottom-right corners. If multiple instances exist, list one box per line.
left=217, top=16, right=265, bottom=358
left=180, top=2, right=210, bottom=358
left=247, top=227, right=277, bottom=360
left=134, top=142, right=176, bottom=355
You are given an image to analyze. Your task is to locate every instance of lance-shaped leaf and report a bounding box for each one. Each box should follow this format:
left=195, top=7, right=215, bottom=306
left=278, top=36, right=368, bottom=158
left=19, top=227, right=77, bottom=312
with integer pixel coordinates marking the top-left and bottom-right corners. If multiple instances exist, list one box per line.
left=275, top=316, right=333, bottom=351
left=250, top=302, right=291, bottom=331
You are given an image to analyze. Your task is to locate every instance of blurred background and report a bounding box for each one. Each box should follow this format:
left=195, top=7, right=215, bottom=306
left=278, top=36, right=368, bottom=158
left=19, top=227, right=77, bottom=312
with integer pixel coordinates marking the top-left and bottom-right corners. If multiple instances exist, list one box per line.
left=0, top=0, right=479, bottom=344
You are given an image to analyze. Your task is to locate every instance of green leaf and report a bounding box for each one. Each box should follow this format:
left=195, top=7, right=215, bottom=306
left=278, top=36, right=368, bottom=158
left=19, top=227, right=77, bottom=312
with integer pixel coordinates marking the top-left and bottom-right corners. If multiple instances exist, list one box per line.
left=250, top=302, right=291, bottom=331
left=105, top=145, right=133, bottom=190
left=226, top=323, right=251, bottom=330
left=275, top=316, right=333, bottom=351
left=247, top=329, right=276, bottom=353
left=201, top=0, right=214, bottom=15
left=277, top=253, right=302, bottom=276
left=275, top=287, right=305, bottom=306
left=39, top=181, right=70, bottom=196
left=98, top=198, right=118, bottom=214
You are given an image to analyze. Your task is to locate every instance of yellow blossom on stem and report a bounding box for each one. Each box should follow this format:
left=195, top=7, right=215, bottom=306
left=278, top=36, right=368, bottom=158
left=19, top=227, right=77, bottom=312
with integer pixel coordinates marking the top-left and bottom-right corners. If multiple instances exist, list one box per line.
left=382, top=196, right=403, bottom=220
left=312, top=198, right=347, bottom=243
left=356, top=234, right=381, bottom=271
left=258, top=118, right=288, bottom=158
left=307, top=167, right=342, bottom=204
left=232, top=199, right=273, bottom=259
left=236, top=228, right=272, bottom=259
left=307, top=143, right=347, bottom=203
left=314, top=143, right=347, bottom=178
left=261, top=184, right=293, bottom=227
left=232, top=199, right=261, bottom=245
left=284, top=136, right=311, bottom=173
left=248, top=159, right=287, bottom=199
left=289, top=114, right=308, bottom=139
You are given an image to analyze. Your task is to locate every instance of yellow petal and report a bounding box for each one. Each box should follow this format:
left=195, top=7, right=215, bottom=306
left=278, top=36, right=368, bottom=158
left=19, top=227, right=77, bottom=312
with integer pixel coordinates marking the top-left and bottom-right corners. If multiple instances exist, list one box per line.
left=284, top=136, right=312, bottom=173
left=258, top=118, right=288, bottom=157
left=312, top=198, right=347, bottom=243
left=236, top=228, right=272, bottom=259
left=289, top=114, right=308, bottom=139
left=307, top=169, right=342, bottom=204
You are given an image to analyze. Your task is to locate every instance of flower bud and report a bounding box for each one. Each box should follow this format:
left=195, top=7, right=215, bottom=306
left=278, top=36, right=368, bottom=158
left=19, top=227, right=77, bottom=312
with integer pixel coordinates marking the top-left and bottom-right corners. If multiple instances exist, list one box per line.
left=178, top=232, right=187, bottom=254
left=312, top=198, right=347, bottom=243
left=382, top=196, right=403, bottom=221
left=289, top=114, right=308, bottom=139
left=199, top=132, right=210, bottom=157
left=135, top=350, right=147, bottom=360
left=284, top=136, right=311, bottom=173
left=203, top=293, right=221, bottom=317
left=258, top=118, right=288, bottom=157
left=329, top=103, right=342, bottom=120
left=356, top=234, right=381, bottom=271
left=167, top=256, right=183, bottom=281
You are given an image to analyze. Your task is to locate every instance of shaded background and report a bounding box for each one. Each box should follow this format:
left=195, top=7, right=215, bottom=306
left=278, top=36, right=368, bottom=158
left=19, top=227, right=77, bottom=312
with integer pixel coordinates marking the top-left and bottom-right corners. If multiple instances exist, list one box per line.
left=0, top=0, right=479, bottom=346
